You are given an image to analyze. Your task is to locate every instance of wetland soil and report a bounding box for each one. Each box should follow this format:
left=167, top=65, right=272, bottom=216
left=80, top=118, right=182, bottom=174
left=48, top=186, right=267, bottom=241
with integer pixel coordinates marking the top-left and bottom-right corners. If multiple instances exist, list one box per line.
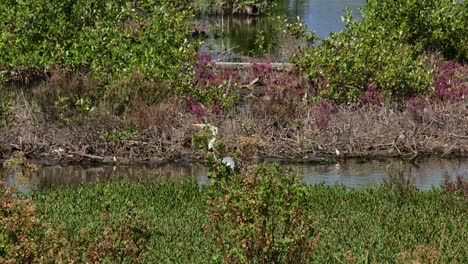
left=1, top=96, right=467, bottom=164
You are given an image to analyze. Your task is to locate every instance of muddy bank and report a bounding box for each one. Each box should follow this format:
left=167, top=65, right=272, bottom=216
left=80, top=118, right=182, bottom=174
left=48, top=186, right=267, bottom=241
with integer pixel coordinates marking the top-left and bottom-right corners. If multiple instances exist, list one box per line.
left=1, top=95, right=467, bottom=164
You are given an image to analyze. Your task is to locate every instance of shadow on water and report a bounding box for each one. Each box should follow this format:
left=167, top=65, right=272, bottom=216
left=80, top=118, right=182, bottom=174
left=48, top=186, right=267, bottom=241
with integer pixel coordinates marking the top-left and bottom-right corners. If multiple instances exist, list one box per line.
left=2, top=158, right=467, bottom=193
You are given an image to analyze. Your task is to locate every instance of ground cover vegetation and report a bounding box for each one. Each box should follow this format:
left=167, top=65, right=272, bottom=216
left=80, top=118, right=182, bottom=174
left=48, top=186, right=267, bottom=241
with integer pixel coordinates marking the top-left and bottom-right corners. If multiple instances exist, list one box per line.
left=0, top=0, right=467, bottom=162
left=1, top=152, right=467, bottom=262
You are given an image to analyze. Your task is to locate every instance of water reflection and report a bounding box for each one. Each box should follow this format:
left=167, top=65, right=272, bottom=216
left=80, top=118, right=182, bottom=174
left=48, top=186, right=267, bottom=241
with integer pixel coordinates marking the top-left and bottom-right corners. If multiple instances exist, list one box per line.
left=298, top=159, right=468, bottom=190
left=1, top=159, right=467, bottom=192
left=199, top=0, right=364, bottom=59
left=199, top=15, right=280, bottom=60
left=276, top=0, right=363, bottom=37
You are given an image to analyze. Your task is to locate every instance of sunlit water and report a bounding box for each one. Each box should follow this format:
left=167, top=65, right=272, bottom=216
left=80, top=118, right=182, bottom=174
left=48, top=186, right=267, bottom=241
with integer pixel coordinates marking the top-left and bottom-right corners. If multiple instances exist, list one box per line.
left=2, top=158, right=467, bottom=193
left=198, top=0, right=364, bottom=60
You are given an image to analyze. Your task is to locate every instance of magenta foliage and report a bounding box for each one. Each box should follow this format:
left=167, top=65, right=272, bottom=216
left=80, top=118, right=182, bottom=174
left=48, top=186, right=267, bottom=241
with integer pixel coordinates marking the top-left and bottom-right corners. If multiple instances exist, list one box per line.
left=185, top=99, right=223, bottom=118
left=194, top=53, right=216, bottom=86
left=194, top=53, right=237, bottom=87
left=266, top=73, right=307, bottom=100
left=250, top=59, right=272, bottom=77
left=434, top=60, right=468, bottom=100
left=186, top=99, right=206, bottom=118
left=360, top=83, right=381, bottom=106
left=309, top=100, right=336, bottom=130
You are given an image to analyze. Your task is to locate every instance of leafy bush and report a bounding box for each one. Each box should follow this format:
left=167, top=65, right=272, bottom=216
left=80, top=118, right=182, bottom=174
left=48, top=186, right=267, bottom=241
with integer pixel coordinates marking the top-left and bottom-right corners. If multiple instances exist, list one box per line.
left=207, top=164, right=318, bottom=263
left=0, top=152, right=49, bottom=262
left=365, top=0, right=467, bottom=63
left=294, top=12, right=433, bottom=102
left=187, top=54, right=239, bottom=115
left=0, top=153, right=152, bottom=262
left=194, top=125, right=318, bottom=263
left=293, top=0, right=467, bottom=102
left=0, top=0, right=198, bottom=97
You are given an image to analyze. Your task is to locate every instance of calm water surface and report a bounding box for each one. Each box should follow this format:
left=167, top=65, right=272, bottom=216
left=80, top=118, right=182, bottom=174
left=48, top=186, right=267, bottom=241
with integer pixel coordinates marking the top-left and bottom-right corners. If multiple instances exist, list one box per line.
left=199, top=0, right=364, bottom=59
left=2, top=159, right=467, bottom=192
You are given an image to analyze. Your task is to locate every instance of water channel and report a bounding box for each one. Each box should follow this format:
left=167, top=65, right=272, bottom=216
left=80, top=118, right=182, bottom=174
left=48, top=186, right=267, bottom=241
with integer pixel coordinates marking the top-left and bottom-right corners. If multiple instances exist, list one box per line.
left=198, top=0, right=364, bottom=60
left=2, top=0, right=467, bottom=192
left=2, top=158, right=467, bottom=193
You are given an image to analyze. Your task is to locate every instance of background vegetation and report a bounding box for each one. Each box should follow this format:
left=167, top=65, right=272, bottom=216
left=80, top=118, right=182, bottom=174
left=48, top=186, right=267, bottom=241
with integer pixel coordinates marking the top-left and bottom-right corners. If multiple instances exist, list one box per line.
left=294, top=0, right=467, bottom=102
left=0, top=0, right=198, bottom=115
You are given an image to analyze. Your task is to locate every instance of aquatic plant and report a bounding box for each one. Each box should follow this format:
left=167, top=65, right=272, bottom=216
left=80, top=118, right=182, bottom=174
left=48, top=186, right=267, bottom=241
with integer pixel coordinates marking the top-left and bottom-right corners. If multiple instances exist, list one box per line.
left=25, top=178, right=468, bottom=263
left=443, top=174, right=468, bottom=201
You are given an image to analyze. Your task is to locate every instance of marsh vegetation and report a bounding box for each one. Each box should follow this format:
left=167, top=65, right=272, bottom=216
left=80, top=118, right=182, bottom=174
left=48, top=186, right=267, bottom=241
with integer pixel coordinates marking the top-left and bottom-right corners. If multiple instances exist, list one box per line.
left=0, top=0, right=467, bottom=261
left=1, top=152, right=467, bottom=262
left=1, top=0, right=466, bottom=163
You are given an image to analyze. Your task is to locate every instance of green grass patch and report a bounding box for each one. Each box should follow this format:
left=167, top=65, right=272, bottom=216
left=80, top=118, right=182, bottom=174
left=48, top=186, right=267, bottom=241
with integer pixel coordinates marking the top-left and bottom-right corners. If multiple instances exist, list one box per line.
left=30, top=180, right=467, bottom=263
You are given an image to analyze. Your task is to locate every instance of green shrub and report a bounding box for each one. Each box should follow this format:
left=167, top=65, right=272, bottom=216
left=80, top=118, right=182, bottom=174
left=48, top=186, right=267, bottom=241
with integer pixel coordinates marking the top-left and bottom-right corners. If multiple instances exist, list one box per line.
left=207, top=164, right=318, bottom=263
left=55, top=88, right=96, bottom=125
left=0, top=0, right=198, bottom=92
left=364, top=0, right=467, bottom=63
left=194, top=125, right=318, bottom=263
left=294, top=17, right=433, bottom=102
left=293, top=0, right=467, bottom=102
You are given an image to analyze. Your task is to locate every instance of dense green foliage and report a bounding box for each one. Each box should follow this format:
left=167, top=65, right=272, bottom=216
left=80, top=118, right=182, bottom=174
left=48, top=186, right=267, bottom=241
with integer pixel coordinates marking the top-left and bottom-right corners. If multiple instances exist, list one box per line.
left=0, top=0, right=198, bottom=85
left=294, top=0, right=467, bottom=102
left=27, top=180, right=468, bottom=263
left=295, top=20, right=433, bottom=102
left=365, top=0, right=467, bottom=63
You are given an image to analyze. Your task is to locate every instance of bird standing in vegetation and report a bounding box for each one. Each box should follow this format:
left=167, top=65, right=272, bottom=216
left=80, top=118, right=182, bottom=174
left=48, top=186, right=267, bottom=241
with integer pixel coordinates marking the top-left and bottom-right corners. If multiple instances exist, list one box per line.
left=193, top=123, right=236, bottom=169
